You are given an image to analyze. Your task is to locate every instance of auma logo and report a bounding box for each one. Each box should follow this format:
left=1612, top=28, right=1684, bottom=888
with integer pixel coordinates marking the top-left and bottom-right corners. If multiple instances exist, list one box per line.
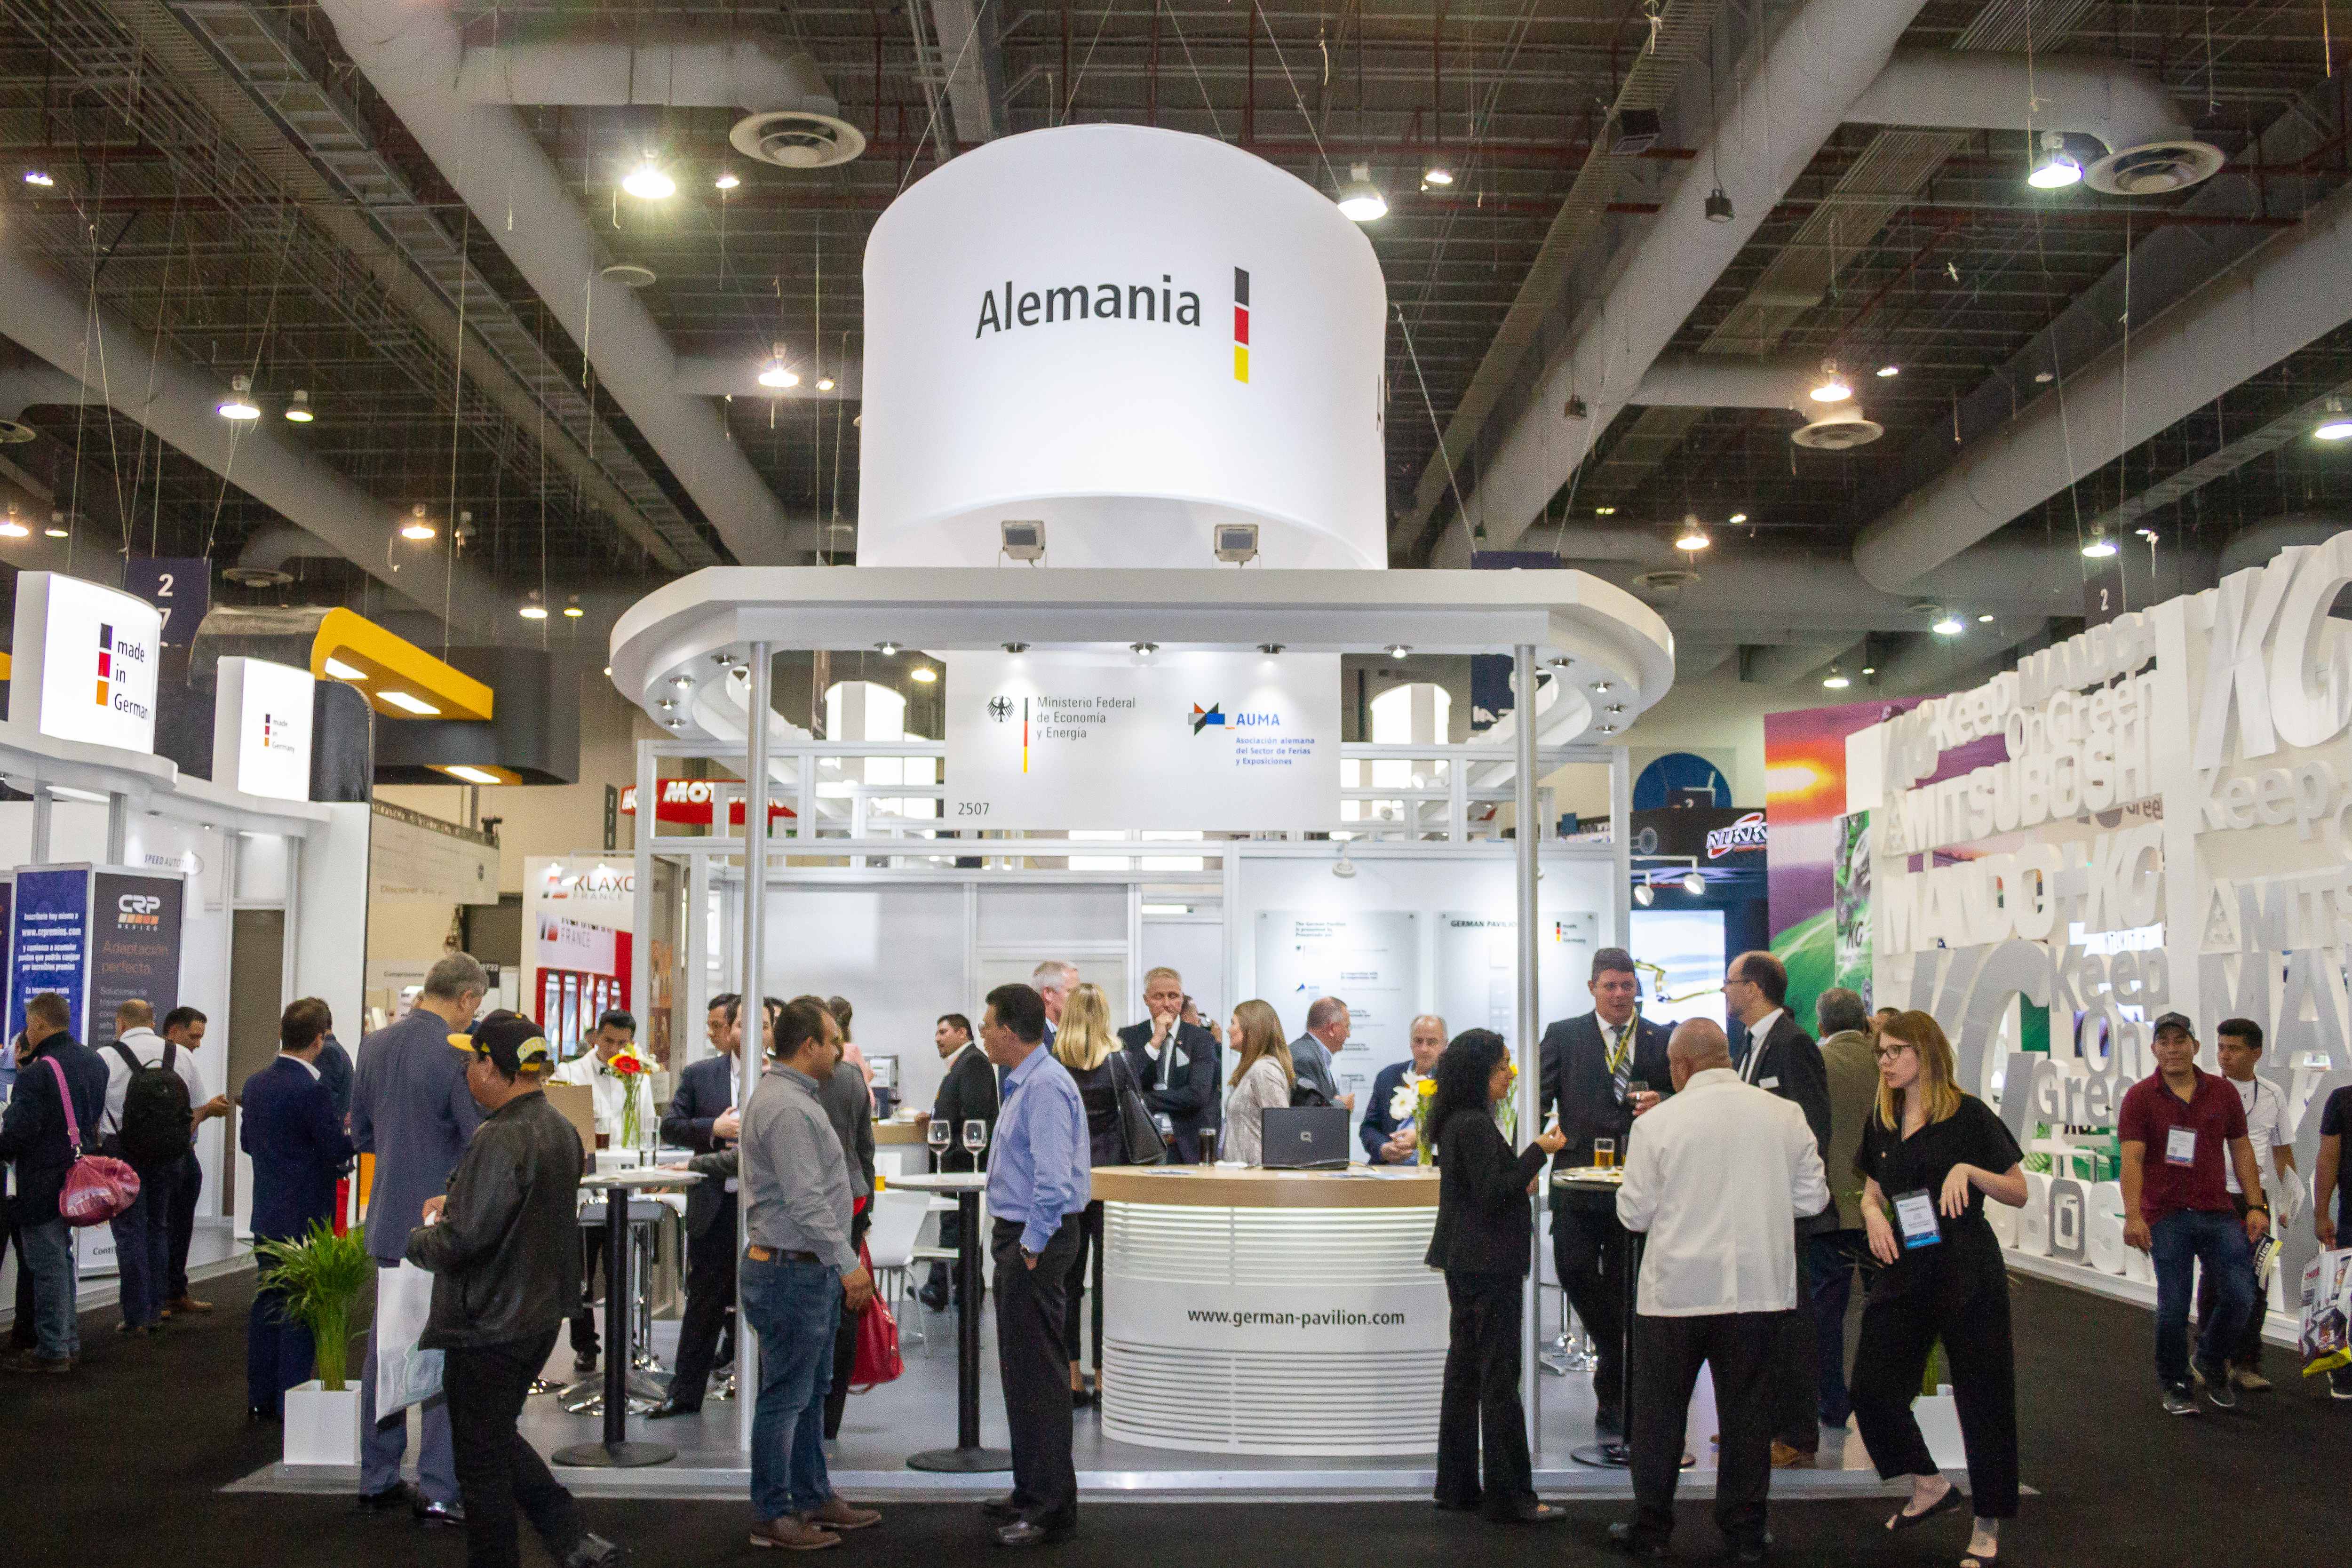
left=1189, top=703, right=1226, bottom=734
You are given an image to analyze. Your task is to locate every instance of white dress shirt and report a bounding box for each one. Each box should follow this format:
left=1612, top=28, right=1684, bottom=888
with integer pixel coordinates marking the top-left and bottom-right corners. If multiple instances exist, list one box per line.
left=1738, top=1010, right=1784, bottom=1083
left=2225, top=1074, right=2285, bottom=1195
left=550, top=1051, right=630, bottom=1137
left=100, top=1026, right=208, bottom=1138
left=1616, top=1067, right=1829, bottom=1317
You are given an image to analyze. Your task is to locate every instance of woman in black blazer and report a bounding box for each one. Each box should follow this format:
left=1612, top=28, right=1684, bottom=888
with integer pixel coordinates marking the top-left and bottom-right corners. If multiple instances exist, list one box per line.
left=1424, top=1029, right=1567, bottom=1522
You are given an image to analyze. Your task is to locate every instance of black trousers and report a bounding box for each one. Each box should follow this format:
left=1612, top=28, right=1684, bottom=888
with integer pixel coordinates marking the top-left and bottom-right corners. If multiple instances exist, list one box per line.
left=2194, top=1192, right=2269, bottom=1369
left=1769, top=1232, right=1823, bottom=1448
left=1630, top=1310, right=1781, bottom=1551
left=668, top=1203, right=738, bottom=1410
left=1435, top=1270, right=1536, bottom=1517
left=1850, top=1281, right=2019, bottom=1520
left=1057, top=1201, right=1105, bottom=1364
left=167, top=1146, right=202, bottom=1300
left=568, top=1226, right=611, bottom=1361
left=993, top=1216, right=1080, bottom=1531
left=445, top=1329, right=586, bottom=1568
left=1552, top=1195, right=1633, bottom=1425
left=823, top=1204, right=873, bottom=1438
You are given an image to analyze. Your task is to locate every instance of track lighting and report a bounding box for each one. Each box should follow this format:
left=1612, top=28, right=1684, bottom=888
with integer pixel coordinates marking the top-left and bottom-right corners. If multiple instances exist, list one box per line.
left=1336, top=164, right=1388, bottom=222
left=399, top=505, right=436, bottom=541
left=2028, top=130, right=2083, bottom=190
left=1634, top=881, right=1654, bottom=906
left=217, top=374, right=260, bottom=420
left=1810, top=360, right=1851, bottom=404
left=284, top=389, right=314, bottom=422
left=621, top=153, right=676, bottom=199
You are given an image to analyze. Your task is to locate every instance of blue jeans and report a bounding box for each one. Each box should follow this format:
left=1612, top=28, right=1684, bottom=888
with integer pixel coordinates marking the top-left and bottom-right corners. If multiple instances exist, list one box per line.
left=742, top=1252, right=841, bottom=1521
left=1808, top=1229, right=1867, bottom=1427
left=2150, top=1208, right=2253, bottom=1390
left=107, top=1157, right=178, bottom=1329
left=20, top=1217, right=79, bottom=1361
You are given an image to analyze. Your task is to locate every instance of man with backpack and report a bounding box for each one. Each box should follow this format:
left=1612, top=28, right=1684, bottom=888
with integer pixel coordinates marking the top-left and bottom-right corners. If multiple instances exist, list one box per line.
left=100, top=1000, right=213, bottom=1334
left=0, top=992, right=109, bottom=1373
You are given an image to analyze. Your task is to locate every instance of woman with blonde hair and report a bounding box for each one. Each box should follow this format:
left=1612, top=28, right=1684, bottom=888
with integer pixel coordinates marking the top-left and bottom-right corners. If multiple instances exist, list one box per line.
left=1221, top=1000, right=1295, bottom=1165
left=1848, top=1010, right=2027, bottom=1568
left=1052, top=984, right=1124, bottom=1405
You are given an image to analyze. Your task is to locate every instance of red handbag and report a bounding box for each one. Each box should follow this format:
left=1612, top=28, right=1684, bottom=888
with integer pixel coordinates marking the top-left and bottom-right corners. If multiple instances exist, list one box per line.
left=45, top=1055, right=141, bottom=1226
left=848, top=1240, right=904, bottom=1391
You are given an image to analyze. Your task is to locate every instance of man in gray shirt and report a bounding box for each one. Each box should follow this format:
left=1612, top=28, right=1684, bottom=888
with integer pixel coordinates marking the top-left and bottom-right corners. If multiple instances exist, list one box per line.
left=732, top=997, right=880, bottom=1551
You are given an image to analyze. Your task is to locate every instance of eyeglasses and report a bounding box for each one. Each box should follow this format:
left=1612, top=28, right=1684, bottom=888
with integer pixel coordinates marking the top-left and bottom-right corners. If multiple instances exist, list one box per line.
left=1873, top=1044, right=1915, bottom=1061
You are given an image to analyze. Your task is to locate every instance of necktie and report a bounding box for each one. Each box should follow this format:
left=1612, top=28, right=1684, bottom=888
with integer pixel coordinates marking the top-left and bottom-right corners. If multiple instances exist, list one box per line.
left=1607, top=1021, right=1633, bottom=1105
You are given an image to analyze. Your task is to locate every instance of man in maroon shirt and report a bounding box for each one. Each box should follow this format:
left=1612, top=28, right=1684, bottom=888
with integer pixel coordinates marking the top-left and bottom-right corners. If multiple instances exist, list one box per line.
left=2117, top=1013, right=2271, bottom=1417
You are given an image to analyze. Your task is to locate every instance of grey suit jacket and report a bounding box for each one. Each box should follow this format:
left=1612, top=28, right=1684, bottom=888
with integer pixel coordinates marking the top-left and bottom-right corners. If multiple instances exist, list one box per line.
left=351, top=1008, right=484, bottom=1263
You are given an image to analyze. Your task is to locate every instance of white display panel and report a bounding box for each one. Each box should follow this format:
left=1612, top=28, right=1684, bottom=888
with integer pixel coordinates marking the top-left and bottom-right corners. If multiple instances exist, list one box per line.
left=1433, top=910, right=1598, bottom=1055
left=212, top=656, right=315, bottom=801
left=942, top=650, right=1339, bottom=831
left=760, top=882, right=975, bottom=1118
left=1630, top=907, right=1728, bottom=1029
left=7, top=572, right=163, bottom=753
left=1253, top=908, right=1418, bottom=1117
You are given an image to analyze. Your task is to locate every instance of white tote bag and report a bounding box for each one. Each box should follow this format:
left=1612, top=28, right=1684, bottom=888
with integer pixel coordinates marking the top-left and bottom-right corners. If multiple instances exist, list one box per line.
left=373, top=1261, right=444, bottom=1416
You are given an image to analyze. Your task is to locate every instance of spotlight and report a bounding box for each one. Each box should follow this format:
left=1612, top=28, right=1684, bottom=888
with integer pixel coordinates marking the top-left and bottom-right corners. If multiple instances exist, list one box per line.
left=399, top=505, right=436, bottom=541
left=1823, top=668, right=1851, bottom=690
left=1385, top=644, right=1412, bottom=660
left=1810, top=360, right=1851, bottom=403
left=1876, top=365, right=1900, bottom=379
left=1977, top=613, right=1995, bottom=623
left=2028, top=130, right=2083, bottom=190
left=1675, top=516, right=1709, bottom=552
left=910, top=666, right=938, bottom=683
left=0, top=509, right=27, bottom=539
left=23, top=169, right=53, bottom=187
left=1002, top=641, right=1030, bottom=653
left=875, top=641, right=901, bottom=656
left=714, top=170, right=741, bottom=191
left=1589, top=680, right=1613, bottom=693
left=1259, top=643, right=1286, bottom=655
left=1682, top=870, right=1707, bottom=897
left=621, top=153, right=676, bottom=199
left=2082, top=536, right=2119, bottom=558
left=43, top=514, right=68, bottom=538
left=1593, top=506, right=1616, bottom=517
left=1861, top=665, right=1876, bottom=676
left=284, top=389, right=315, bottom=422
left=1932, top=614, right=1965, bottom=636
left=758, top=343, right=799, bottom=389
left=671, top=675, right=694, bottom=689
left=1216, top=522, right=1261, bottom=563
left=217, top=374, right=260, bottom=420
left=520, top=599, right=549, bottom=621
left=1634, top=880, right=1654, bottom=906
left=1703, top=186, right=1733, bottom=223
left=1336, top=163, right=1388, bottom=222
left=815, top=376, right=835, bottom=392
left=2315, top=418, right=2352, bottom=442
left=1422, top=163, right=1454, bottom=187
left=1000, top=519, right=1046, bottom=561
left=1130, top=641, right=1159, bottom=657
left=563, top=598, right=585, bottom=618
left=1727, top=512, right=1748, bottom=525
left=1332, top=841, right=1359, bottom=879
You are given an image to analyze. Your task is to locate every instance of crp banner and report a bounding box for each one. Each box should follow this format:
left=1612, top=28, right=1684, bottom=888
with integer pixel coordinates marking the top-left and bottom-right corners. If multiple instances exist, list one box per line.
left=90, top=870, right=183, bottom=1030
left=9, top=865, right=89, bottom=1042
left=942, top=649, right=1339, bottom=831
left=619, top=779, right=795, bottom=825
left=1103, top=1275, right=1447, bottom=1353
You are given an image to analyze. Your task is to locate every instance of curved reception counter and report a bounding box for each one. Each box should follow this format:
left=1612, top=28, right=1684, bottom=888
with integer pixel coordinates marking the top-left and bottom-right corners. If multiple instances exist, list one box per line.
left=1092, top=1165, right=1443, bottom=1456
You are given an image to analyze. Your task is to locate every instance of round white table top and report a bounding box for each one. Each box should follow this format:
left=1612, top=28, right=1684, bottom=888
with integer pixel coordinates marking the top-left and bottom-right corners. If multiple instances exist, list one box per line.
left=884, top=1170, right=989, bottom=1192
left=582, top=1167, right=706, bottom=1190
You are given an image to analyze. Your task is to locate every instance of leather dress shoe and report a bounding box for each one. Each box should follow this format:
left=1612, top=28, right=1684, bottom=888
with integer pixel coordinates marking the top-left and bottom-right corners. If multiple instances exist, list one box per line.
left=749, top=1517, right=839, bottom=1551
left=643, top=1398, right=701, bottom=1420
left=562, top=1532, right=623, bottom=1568
left=1769, top=1440, right=1816, bottom=1468
left=415, top=1498, right=465, bottom=1527
left=574, top=1352, right=599, bottom=1374
left=1606, top=1522, right=1669, bottom=1558
left=166, top=1294, right=214, bottom=1314
left=803, top=1498, right=881, bottom=1531
left=355, top=1485, right=413, bottom=1514
left=994, top=1520, right=1072, bottom=1548
left=980, top=1497, right=1025, bottom=1522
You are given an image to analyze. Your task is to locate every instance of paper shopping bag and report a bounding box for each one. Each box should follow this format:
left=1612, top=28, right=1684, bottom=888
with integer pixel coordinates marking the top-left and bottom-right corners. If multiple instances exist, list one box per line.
left=373, top=1261, right=445, bottom=1416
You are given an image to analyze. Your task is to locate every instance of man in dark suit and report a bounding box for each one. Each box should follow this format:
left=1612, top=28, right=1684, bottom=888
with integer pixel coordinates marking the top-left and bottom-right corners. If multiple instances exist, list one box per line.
left=1362, top=1014, right=1448, bottom=1164
left=920, top=1011, right=999, bottom=1310
left=350, top=954, right=487, bottom=1521
left=244, top=998, right=357, bottom=1419
left=1537, top=948, right=1672, bottom=1436
left=1724, top=949, right=1835, bottom=1468
left=648, top=992, right=745, bottom=1418
left=0, top=993, right=107, bottom=1373
left=1119, top=966, right=1220, bottom=1162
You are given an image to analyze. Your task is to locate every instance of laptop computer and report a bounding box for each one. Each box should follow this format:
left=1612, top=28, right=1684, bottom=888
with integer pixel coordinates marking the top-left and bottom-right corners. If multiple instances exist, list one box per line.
left=1261, top=1106, right=1352, bottom=1170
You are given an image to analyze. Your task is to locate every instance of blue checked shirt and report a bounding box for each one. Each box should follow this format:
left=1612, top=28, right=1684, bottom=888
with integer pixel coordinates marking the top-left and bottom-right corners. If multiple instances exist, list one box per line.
left=986, top=1043, right=1092, bottom=1253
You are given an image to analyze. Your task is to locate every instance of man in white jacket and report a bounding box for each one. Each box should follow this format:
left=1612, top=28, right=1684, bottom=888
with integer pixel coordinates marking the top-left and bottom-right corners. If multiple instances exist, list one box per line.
left=1610, top=1019, right=1828, bottom=1563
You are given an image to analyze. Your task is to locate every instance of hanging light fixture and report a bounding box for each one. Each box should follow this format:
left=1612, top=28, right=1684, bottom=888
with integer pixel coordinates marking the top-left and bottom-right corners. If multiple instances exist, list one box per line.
left=22, top=168, right=53, bottom=187
left=520, top=594, right=549, bottom=620
left=910, top=666, right=938, bottom=683
left=44, top=512, right=69, bottom=538
left=284, top=389, right=314, bottom=423
left=399, top=504, right=436, bottom=541
left=1703, top=186, right=1733, bottom=223
left=621, top=152, right=676, bottom=199
left=758, top=343, right=799, bottom=389
left=815, top=375, right=835, bottom=392
left=1675, top=516, right=1710, bottom=552
left=1727, top=512, right=1748, bottom=525
left=1422, top=162, right=1454, bottom=187
left=2082, top=535, right=2119, bottom=558
left=563, top=597, right=585, bottom=619
left=1823, top=665, right=1851, bottom=690
left=2028, top=130, right=2083, bottom=190
left=0, top=508, right=28, bottom=539
left=714, top=169, right=741, bottom=191
left=217, top=374, right=260, bottom=420
left=2314, top=402, right=2352, bottom=441
left=1932, top=613, right=1966, bottom=636
left=1875, top=365, right=1900, bottom=379
left=1977, top=613, right=1996, bottom=623
left=1810, top=360, right=1852, bottom=403
left=1336, top=163, right=1388, bottom=222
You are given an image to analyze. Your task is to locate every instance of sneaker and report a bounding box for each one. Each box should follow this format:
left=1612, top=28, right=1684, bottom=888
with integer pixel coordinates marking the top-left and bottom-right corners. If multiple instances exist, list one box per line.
left=2331, top=1368, right=2352, bottom=1401
left=2162, top=1385, right=2200, bottom=1417
left=2230, top=1366, right=2272, bottom=1393
left=2198, top=1361, right=2238, bottom=1410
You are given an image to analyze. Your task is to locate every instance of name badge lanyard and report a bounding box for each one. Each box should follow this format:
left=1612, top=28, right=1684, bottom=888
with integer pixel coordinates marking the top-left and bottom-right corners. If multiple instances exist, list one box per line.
left=2165, top=1125, right=2198, bottom=1168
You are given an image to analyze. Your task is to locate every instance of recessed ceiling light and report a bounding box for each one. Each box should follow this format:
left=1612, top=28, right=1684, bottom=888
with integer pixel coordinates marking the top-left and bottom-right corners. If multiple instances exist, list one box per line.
left=324, top=657, right=366, bottom=681
left=1003, top=642, right=1029, bottom=653
left=1259, top=643, right=1285, bottom=655
left=875, top=641, right=900, bottom=656
left=621, top=153, right=675, bottom=199
left=1384, top=644, right=1412, bottom=659
left=1875, top=365, right=1900, bottom=378
left=381, top=691, right=441, bottom=715
left=1131, top=641, right=1160, bottom=656
left=671, top=675, right=694, bottom=689
left=445, top=765, right=501, bottom=785
left=910, top=667, right=938, bottom=683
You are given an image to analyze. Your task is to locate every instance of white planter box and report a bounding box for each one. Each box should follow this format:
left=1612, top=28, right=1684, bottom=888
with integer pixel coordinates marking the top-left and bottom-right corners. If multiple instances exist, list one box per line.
left=284, top=1380, right=363, bottom=1466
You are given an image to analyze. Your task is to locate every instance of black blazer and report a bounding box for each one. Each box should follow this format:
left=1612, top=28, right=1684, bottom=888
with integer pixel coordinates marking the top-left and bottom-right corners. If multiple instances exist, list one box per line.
left=1537, top=1010, right=1672, bottom=1194
left=1424, top=1106, right=1549, bottom=1277
left=661, top=1055, right=739, bottom=1237
left=1740, top=1011, right=1836, bottom=1231
left=0, top=1037, right=107, bottom=1220
left=241, top=1057, right=355, bottom=1244
left=930, top=1043, right=1000, bottom=1173
left=1118, top=1021, right=1222, bottom=1134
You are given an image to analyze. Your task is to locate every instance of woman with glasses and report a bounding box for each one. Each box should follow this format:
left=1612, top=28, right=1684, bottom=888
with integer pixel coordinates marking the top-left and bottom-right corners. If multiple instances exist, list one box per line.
left=1848, top=1011, right=2027, bottom=1568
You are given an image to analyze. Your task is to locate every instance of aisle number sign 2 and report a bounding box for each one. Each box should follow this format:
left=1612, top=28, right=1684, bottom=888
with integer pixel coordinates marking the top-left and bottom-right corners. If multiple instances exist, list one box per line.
left=7, top=572, right=163, bottom=754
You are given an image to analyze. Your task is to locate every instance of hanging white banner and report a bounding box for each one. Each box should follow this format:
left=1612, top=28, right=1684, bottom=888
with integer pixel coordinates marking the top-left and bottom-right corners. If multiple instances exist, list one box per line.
left=941, top=650, right=1338, bottom=831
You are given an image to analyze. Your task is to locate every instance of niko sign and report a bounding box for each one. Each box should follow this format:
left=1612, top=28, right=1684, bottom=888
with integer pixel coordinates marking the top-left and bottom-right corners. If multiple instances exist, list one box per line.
left=942, top=650, right=1339, bottom=831
left=212, top=656, right=315, bottom=802
left=7, top=572, right=164, bottom=754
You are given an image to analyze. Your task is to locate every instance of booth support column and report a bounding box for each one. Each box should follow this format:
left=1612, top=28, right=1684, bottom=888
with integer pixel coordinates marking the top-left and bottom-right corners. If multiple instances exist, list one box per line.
left=30, top=784, right=51, bottom=861
left=737, top=642, right=773, bottom=1455
left=633, top=737, right=655, bottom=1057
left=1513, top=644, right=1543, bottom=1453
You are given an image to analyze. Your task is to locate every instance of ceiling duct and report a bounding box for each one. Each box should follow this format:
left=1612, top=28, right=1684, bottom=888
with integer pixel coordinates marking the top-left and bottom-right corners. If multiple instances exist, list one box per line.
left=1791, top=402, right=1885, bottom=451
left=1846, top=48, right=2222, bottom=196
left=453, top=33, right=866, bottom=169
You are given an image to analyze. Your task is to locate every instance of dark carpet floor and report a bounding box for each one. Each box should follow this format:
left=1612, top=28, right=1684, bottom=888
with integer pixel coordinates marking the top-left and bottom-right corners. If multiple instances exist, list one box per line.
left=0, top=1266, right=2337, bottom=1567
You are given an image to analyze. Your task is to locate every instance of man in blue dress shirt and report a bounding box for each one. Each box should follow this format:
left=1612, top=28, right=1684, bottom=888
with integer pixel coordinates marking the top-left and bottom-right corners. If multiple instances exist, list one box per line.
left=243, top=998, right=355, bottom=1418
left=978, top=983, right=1091, bottom=1548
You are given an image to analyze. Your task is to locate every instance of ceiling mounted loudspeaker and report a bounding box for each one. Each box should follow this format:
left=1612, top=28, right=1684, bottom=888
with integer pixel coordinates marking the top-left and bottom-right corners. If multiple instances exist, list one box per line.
left=1791, top=402, right=1884, bottom=452
left=2087, top=138, right=2225, bottom=197
left=602, top=263, right=657, bottom=289
left=732, top=109, right=867, bottom=170
left=0, top=418, right=35, bottom=444
left=1630, top=569, right=1699, bottom=603
left=222, top=565, right=294, bottom=588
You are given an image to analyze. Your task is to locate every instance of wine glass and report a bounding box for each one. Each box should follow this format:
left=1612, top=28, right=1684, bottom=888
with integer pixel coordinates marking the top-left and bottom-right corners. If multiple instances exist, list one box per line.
left=927, top=1118, right=951, bottom=1162
left=962, top=1119, right=988, bottom=1158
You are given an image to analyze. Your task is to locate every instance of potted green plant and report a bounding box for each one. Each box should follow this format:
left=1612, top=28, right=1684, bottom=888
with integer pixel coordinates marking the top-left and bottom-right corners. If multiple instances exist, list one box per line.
left=255, top=1221, right=374, bottom=1466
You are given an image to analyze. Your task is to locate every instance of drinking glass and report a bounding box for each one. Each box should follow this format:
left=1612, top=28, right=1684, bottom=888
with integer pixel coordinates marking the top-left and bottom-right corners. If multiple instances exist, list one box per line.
left=1593, top=1137, right=1617, bottom=1170
left=962, top=1119, right=988, bottom=1156
left=927, top=1119, right=951, bottom=1159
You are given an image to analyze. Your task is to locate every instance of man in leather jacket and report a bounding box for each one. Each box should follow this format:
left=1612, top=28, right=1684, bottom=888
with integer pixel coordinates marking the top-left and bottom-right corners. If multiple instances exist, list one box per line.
left=406, top=1012, right=618, bottom=1568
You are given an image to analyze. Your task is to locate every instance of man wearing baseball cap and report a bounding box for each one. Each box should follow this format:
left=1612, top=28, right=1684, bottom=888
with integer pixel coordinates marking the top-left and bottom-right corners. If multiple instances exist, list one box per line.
left=407, top=1011, right=619, bottom=1568
left=2116, top=1012, right=2270, bottom=1418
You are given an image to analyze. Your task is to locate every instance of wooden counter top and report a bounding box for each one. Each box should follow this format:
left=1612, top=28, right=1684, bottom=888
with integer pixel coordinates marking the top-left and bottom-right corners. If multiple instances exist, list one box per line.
left=1091, top=1164, right=1438, bottom=1209
left=874, top=1119, right=930, bottom=1145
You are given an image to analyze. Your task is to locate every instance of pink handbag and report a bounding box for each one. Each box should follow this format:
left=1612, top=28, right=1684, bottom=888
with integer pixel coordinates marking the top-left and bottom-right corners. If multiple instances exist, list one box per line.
left=43, top=1054, right=140, bottom=1226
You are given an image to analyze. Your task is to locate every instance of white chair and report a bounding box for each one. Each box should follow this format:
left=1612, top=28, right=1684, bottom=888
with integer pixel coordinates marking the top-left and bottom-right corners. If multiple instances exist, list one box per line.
left=865, top=1188, right=933, bottom=1345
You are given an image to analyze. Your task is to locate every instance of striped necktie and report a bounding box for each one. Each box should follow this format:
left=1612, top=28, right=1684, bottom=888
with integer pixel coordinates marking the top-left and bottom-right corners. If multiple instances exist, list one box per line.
left=1607, top=1021, right=1633, bottom=1105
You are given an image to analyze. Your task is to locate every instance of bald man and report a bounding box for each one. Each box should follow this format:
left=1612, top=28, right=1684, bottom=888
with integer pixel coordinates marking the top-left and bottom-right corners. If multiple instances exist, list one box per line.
left=1609, top=1020, right=1828, bottom=1563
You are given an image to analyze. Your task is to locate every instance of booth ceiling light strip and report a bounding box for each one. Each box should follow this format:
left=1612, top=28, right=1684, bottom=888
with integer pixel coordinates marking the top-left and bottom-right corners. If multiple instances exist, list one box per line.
left=308, top=608, right=493, bottom=721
